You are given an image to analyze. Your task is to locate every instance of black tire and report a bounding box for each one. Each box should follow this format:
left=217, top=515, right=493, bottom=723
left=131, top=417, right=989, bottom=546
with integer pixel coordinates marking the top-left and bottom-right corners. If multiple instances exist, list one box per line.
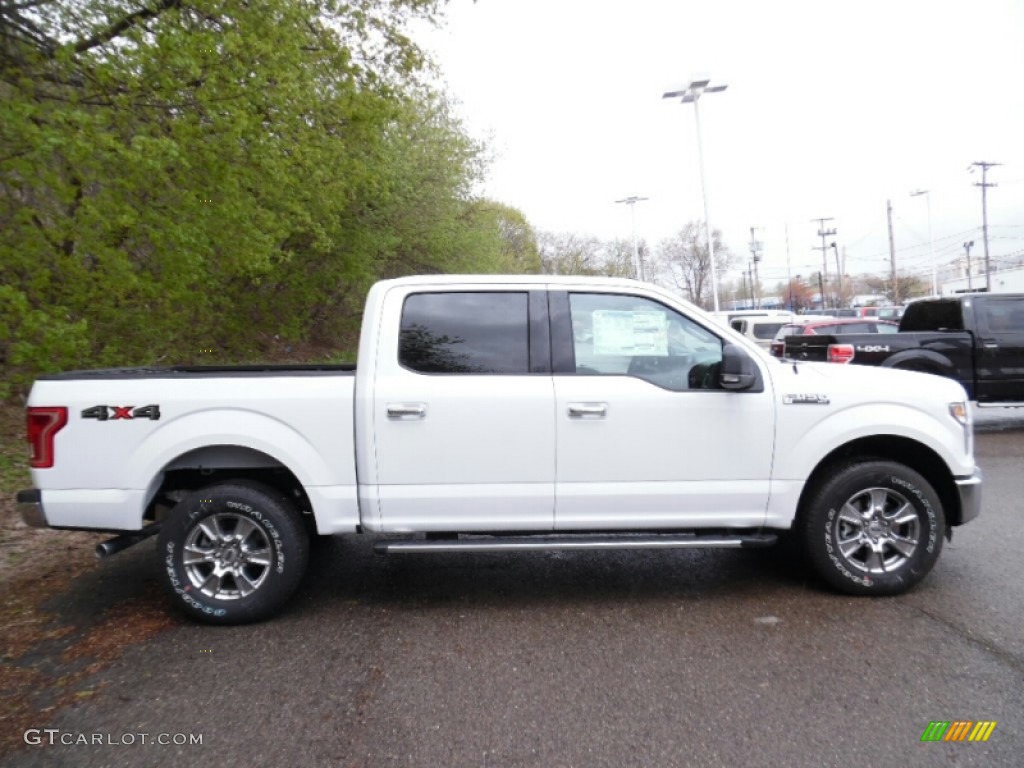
left=158, top=481, right=310, bottom=625
left=800, top=460, right=944, bottom=596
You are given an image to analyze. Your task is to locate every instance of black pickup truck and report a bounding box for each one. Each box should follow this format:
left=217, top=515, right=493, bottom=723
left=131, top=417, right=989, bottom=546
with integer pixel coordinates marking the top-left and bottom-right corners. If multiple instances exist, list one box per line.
left=784, top=293, right=1024, bottom=403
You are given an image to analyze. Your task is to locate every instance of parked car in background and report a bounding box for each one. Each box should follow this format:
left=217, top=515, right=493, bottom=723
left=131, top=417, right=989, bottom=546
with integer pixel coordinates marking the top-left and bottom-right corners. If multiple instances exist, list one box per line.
left=710, top=309, right=794, bottom=327
left=783, top=293, right=1024, bottom=403
left=729, top=315, right=797, bottom=351
left=858, top=306, right=905, bottom=321
left=771, top=318, right=898, bottom=357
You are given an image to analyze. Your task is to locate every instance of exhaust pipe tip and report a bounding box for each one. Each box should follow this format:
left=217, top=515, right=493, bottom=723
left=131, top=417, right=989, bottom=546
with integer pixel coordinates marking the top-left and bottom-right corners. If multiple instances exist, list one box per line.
left=95, top=525, right=161, bottom=559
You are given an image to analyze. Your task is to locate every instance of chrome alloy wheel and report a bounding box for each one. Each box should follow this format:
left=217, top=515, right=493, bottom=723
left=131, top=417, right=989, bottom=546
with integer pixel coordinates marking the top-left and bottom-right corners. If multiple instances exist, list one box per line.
left=182, top=513, right=273, bottom=600
left=834, top=487, right=921, bottom=574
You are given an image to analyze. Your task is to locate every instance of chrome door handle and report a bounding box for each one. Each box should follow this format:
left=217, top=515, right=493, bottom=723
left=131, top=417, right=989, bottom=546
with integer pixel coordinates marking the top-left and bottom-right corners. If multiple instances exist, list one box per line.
left=568, top=403, right=607, bottom=419
left=983, top=342, right=998, bottom=349
left=387, top=403, right=426, bottom=420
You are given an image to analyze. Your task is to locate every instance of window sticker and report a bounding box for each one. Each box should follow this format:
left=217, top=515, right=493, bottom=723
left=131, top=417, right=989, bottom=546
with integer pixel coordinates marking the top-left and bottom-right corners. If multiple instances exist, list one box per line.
left=592, top=310, right=668, bottom=356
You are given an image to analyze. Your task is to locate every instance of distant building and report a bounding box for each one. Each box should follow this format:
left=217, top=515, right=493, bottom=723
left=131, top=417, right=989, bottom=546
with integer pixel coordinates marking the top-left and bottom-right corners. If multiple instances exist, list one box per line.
left=941, top=265, right=1024, bottom=295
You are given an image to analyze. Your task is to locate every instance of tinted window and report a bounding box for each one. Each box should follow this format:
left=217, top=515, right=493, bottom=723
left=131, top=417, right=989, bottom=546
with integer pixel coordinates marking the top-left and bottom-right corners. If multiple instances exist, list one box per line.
left=400, top=292, right=529, bottom=374
left=753, top=322, right=786, bottom=339
left=774, top=324, right=802, bottom=341
left=900, top=300, right=963, bottom=331
left=569, top=293, right=723, bottom=391
left=833, top=322, right=873, bottom=334
left=981, top=298, right=1024, bottom=333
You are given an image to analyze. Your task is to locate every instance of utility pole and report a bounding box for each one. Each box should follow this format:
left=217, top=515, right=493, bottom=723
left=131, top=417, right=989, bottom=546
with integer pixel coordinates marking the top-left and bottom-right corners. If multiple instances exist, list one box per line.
left=813, top=217, right=836, bottom=307
left=964, top=240, right=975, bottom=290
left=785, top=224, right=793, bottom=310
left=970, top=161, right=1000, bottom=292
left=887, top=200, right=897, bottom=302
left=817, top=272, right=825, bottom=309
left=615, top=196, right=649, bottom=280
left=830, top=242, right=843, bottom=308
left=748, top=227, right=763, bottom=308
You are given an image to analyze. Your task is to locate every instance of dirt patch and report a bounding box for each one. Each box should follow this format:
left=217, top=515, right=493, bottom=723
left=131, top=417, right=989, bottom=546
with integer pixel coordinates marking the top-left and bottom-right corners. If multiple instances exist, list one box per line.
left=0, top=404, right=179, bottom=758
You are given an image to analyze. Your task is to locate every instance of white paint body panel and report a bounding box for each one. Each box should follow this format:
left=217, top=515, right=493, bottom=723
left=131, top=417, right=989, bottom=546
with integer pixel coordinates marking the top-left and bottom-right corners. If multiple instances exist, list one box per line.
left=27, top=275, right=976, bottom=538
left=361, top=281, right=555, bottom=532
left=552, top=375, right=774, bottom=529
left=29, top=375, right=360, bottom=533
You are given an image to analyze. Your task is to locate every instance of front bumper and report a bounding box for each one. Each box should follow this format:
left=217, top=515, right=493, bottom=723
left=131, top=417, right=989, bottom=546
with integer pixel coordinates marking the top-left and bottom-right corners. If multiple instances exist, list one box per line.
left=17, top=489, right=47, bottom=528
left=954, top=468, right=982, bottom=525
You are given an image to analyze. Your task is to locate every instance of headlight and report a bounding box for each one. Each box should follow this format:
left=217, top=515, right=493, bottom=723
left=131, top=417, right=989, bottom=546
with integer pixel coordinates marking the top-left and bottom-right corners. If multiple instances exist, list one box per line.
left=949, top=401, right=972, bottom=455
left=948, top=402, right=968, bottom=427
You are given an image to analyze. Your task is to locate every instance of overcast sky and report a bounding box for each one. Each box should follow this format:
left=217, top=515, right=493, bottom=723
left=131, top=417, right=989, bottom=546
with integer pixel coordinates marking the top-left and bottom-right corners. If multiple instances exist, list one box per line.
left=416, top=0, right=1024, bottom=288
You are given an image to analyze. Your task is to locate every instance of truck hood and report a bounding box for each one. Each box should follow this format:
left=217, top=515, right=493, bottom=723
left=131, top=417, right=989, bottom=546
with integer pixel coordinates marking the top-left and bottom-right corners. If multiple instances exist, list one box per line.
left=770, top=358, right=969, bottom=404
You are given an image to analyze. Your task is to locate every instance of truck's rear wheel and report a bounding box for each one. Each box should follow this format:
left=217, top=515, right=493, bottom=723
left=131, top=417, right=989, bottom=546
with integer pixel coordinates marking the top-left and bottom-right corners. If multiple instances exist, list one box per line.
left=801, top=461, right=944, bottom=595
left=158, top=481, right=309, bottom=624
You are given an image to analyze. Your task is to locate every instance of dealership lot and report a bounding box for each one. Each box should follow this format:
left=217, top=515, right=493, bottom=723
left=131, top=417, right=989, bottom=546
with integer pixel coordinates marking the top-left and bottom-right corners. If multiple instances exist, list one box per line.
left=4, top=424, right=1023, bottom=768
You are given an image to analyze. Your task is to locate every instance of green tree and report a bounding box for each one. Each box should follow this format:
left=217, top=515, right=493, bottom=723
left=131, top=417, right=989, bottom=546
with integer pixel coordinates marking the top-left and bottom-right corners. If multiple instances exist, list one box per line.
left=1, top=1, right=534, bottom=394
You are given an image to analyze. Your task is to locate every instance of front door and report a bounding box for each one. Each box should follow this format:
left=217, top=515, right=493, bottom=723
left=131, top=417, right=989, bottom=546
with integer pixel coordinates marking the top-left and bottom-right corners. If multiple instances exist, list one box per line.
left=974, top=295, right=1024, bottom=403
left=551, top=290, right=775, bottom=530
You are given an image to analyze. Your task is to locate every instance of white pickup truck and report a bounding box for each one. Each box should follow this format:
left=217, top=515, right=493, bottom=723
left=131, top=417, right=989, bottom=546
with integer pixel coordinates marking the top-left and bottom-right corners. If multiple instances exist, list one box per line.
left=18, top=275, right=982, bottom=624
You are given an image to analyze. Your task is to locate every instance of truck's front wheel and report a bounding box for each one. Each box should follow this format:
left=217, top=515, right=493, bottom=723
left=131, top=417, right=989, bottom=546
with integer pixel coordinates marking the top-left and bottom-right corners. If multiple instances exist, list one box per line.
left=802, top=461, right=944, bottom=595
left=158, top=481, right=310, bottom=624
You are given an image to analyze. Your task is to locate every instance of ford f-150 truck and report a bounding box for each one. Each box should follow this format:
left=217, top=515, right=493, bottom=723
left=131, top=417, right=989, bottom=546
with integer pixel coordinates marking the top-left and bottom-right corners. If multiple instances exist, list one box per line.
left=18, top=275, right=982, bottom=624
left=784, top=293, right=1024, bottom=404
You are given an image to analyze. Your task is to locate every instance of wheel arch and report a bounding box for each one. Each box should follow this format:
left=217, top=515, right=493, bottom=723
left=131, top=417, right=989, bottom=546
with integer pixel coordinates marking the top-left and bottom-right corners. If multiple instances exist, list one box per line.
left=880, top=350, right=954, bottom=376
left=795, top=435, right=962, bottom=530
left=143, top=445, right=316, bottom=534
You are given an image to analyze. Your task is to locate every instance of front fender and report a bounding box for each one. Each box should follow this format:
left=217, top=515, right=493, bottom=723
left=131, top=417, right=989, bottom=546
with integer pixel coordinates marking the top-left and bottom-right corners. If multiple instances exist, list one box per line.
left=774, top=402, right=970, bottom=482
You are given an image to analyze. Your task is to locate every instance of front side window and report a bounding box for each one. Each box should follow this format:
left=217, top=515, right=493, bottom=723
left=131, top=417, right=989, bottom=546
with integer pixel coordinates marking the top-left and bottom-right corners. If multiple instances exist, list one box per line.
left=569, top=293, right=723, bottom=391
left=399, top=292, right=529, bottom=374
left=981, top=298, right=1024, bottom=333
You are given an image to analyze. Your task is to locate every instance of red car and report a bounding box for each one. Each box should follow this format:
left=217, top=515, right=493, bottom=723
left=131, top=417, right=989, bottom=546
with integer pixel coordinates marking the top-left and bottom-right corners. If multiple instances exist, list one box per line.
left=770, top=318, right=898, bottom=357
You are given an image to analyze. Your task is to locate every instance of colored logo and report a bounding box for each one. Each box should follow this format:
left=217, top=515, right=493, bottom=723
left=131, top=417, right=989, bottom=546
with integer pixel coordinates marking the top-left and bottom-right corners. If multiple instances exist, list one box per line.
left=921, top=721, right=997, bottom=742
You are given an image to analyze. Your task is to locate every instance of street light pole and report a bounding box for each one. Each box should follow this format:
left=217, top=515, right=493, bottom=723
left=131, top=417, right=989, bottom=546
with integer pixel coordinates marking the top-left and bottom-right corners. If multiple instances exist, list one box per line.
left=615, top=196, right=649, bottom=280
left=910, top=189, right=936, bottom=295
left=663, top=78, right=727, bottom=312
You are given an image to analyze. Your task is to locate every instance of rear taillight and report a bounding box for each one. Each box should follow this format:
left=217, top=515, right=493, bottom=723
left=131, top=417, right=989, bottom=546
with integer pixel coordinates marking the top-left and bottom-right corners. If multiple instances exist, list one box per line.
left=827, top=344, right=856, bottom=364
left=27, top=407, right=68, bottom=468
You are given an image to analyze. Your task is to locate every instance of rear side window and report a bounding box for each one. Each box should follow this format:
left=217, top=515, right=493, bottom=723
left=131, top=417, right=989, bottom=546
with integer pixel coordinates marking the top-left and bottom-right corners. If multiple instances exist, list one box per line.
left=900, top=301, right=963, bottom=331
left=399, top=292, right=529, bottom=374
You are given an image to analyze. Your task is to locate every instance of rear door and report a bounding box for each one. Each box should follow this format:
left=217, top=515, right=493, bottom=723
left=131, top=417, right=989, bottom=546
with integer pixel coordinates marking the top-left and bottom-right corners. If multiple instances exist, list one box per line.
left=369, top=286, right=555, bottom=531
left=974, top=295, right=1024, bottom=402
left=551, top=289, right=775, bottom=530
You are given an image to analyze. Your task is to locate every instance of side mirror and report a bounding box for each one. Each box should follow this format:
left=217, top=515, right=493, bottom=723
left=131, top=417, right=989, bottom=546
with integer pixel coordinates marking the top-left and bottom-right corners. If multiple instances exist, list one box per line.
left=720, top=344, right=763, bottom=392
